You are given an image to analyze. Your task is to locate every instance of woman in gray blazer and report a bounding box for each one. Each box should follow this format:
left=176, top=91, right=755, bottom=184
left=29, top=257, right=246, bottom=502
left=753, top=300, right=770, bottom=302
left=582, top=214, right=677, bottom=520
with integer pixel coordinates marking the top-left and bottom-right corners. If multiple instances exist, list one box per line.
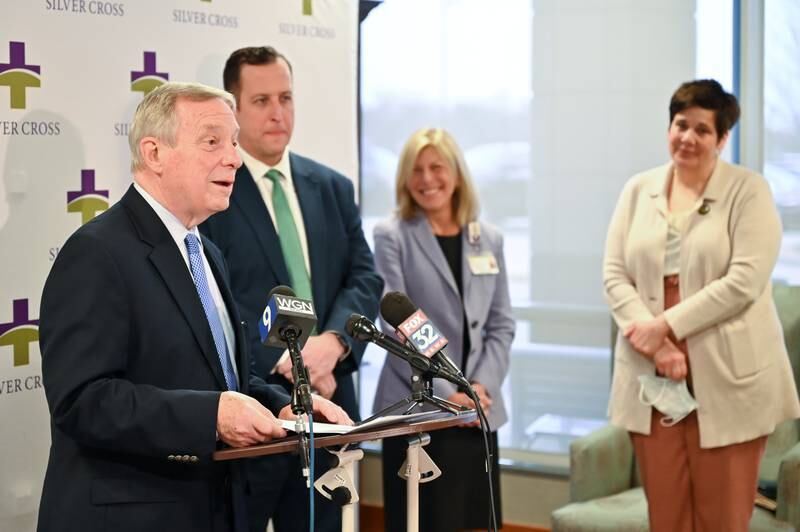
left=603, top=80, right=800, bottom=532
left=373, top=128, right=515, bottom=532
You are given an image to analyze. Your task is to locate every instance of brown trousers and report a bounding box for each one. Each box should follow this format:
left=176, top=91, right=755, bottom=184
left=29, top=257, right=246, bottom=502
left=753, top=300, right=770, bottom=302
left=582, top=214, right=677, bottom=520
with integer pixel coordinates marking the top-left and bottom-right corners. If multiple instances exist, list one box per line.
left=629, top=276, right=767, bottom=532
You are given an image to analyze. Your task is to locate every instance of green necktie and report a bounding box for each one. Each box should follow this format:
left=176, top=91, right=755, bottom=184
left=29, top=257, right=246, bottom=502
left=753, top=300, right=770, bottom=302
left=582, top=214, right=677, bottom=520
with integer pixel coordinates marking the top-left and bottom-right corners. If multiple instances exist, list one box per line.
left=265, top=169, right=313, bottom=301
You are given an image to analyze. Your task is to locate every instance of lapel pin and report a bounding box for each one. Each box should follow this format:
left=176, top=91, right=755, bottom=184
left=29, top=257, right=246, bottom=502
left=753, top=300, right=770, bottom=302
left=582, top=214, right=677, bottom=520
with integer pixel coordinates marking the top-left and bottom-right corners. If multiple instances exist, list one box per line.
left=468, top=221, right=480, bottom=245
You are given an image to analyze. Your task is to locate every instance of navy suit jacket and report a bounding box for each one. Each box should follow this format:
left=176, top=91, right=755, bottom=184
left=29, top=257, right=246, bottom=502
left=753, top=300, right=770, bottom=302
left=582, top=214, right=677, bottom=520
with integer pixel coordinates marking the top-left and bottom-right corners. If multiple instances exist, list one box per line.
left=37, top=186, right=290, bottom=532
left=200, top=152, right=383, bottom=419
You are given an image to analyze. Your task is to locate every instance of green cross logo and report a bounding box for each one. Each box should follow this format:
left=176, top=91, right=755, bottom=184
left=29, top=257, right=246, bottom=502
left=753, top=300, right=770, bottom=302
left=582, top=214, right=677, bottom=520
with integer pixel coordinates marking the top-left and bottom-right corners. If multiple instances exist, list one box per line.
left=131, top=51, right=169, bottom=96
left=0, top=42, right=41, bottom=110
left=0, top=300, right=39, bottom=367
left=67, top=169, right=109, bottom=226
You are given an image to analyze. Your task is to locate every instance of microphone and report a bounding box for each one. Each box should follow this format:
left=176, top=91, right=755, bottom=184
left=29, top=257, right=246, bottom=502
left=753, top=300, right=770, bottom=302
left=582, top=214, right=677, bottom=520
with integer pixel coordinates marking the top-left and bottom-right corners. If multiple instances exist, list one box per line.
left=259, top=285, right=314, bottom=416
left=344, top=314, right=462, bottom=385
left=259, top=286, right=317, bottom=349
left=380, top=291, right=466, bottom=383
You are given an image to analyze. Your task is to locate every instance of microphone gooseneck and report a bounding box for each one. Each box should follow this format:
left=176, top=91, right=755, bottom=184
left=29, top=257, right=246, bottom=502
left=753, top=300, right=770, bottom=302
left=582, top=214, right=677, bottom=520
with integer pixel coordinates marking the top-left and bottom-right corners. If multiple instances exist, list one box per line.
left=345, top=313, right=468, bottom=384
left=261, top=284, right=315, bottom=505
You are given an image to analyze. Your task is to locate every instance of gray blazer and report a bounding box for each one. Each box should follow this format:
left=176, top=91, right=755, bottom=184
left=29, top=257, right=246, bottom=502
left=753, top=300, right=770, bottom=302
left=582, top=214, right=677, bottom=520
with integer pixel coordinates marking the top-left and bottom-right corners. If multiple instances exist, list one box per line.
left=372, top=215, right=515, bottom=430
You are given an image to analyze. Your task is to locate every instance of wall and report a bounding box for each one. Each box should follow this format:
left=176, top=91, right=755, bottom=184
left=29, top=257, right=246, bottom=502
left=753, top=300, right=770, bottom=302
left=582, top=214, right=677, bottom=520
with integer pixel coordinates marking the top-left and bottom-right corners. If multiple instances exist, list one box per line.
left=0, top=1, right=358, bottom=530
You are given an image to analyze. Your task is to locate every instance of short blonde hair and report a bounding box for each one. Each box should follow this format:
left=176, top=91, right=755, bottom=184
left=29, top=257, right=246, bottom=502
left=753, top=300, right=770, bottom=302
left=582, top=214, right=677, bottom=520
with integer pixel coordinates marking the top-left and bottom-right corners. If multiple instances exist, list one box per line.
left=395, top=128, right=479, bottom=225
left=129, top=82, right=236, bottom=172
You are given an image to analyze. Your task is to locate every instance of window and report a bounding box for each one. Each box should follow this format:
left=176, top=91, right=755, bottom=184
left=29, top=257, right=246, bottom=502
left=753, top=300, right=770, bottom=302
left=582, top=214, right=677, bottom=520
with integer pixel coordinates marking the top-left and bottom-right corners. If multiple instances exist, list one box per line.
left=764, top=0, right=800, bottom=284
left=359, top=0, right=740, bottom=467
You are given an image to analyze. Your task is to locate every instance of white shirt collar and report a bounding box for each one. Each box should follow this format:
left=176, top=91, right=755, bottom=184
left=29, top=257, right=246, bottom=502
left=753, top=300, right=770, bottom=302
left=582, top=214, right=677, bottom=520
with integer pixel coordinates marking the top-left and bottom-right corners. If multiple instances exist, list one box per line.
left=133, top=181, right=200, bottom=268
left=238, top=147, right=293, bottom=183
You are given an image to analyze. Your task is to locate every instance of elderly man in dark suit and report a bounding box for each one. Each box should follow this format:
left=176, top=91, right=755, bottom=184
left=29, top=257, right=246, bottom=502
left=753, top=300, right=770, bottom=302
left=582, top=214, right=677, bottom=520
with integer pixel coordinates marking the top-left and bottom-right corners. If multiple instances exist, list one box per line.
left=200, top=47, right=382, bottom=532
left=37, top=81, right=350, bottom=532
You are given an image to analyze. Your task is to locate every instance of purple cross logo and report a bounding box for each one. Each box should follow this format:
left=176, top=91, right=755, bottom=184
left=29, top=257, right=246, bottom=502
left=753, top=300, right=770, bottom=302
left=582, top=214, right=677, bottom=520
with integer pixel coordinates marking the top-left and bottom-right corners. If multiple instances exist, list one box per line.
left=131, top=51, right=169, bottom=96
left=0, top=41, right=41, bottom=109
left=0, top=300, right=40, bottom=367
left=67, top=169, right=110, bottom=226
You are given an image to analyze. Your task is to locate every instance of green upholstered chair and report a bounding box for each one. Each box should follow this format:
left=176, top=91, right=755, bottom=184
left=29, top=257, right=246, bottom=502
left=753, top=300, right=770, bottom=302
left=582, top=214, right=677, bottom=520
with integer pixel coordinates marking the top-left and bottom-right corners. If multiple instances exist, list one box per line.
left=551, top=284, right=800, bottom=532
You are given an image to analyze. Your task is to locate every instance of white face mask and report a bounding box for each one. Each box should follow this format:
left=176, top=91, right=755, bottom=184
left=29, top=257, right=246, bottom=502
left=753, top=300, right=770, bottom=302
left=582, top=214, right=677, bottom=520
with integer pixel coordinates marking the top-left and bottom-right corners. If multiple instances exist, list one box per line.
left=638, top=374, right=699, bottom=427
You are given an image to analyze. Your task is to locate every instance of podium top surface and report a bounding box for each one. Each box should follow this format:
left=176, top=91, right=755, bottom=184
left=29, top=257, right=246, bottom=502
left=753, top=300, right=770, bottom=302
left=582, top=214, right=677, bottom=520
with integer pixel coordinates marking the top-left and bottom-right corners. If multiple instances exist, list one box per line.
left=213, top=410, right=477, bottom=461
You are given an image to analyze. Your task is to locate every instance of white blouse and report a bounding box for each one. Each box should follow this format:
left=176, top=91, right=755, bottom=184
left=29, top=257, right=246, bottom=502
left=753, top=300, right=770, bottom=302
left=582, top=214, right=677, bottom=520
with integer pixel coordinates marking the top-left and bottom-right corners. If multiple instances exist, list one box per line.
left=664, top=209, right=693, bottom=275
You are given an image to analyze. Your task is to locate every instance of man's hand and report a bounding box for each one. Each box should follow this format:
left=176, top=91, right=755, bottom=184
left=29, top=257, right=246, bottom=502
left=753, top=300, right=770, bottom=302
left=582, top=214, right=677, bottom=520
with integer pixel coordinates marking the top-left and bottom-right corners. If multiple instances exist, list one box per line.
left=624, top=315, right=671, bottom=356
left=277, top=359, right=337, bottom=398
left=653, top=339, right=688, bottom=381
left=301, top=333, right=343, bottom=382
left=217, top=391, right=287, bottom=447
left=276, top=332, right=343, bottom=384
left=447, top=392, right=482, bottom=428
left=312, top=372, right=337, bottom=400
left=278, top=394, right=354, bottom=426
left=276, top=355, right=294, bottom=382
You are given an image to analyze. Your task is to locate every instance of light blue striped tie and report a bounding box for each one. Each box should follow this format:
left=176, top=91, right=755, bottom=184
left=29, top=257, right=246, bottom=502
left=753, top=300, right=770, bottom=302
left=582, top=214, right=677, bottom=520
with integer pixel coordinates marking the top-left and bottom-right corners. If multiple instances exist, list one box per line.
left=184, top=233, right=238, bottom=391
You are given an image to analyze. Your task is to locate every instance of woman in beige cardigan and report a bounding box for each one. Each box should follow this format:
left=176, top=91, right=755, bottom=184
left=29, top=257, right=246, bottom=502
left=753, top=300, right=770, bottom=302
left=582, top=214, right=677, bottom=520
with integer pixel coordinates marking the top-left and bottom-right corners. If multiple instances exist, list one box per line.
left=603, top=79, right=800, bottom=532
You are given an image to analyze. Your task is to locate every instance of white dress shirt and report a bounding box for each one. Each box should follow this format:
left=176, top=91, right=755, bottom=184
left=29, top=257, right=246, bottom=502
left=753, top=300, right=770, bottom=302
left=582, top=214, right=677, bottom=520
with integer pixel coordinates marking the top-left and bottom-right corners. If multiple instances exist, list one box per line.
left=239, top=148, right=317, bottom=371
left=238, top=147, right=311, bottom=274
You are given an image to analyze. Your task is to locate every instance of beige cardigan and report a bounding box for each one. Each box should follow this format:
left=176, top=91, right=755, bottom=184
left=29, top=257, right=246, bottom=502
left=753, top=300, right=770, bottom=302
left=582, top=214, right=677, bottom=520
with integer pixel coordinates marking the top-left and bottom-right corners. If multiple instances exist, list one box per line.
left=603, top=159, right=800, bottom=448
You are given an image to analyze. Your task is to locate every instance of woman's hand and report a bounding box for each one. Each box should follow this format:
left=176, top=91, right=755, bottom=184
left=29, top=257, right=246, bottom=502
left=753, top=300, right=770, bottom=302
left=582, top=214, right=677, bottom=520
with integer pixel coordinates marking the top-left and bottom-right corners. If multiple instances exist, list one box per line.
left=653, top=340, right=688, bottom=381
left=624, top=315, right=671, bottom=356
left=447, top=392, right=482, bottom=428
left=470, top=382, right=493, bottom=413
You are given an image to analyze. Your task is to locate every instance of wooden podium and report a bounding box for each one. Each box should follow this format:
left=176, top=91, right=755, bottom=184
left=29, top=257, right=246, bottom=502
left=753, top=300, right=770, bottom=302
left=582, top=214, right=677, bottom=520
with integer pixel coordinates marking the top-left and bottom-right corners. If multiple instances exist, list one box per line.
left=214, top=410, right=477, bottom=532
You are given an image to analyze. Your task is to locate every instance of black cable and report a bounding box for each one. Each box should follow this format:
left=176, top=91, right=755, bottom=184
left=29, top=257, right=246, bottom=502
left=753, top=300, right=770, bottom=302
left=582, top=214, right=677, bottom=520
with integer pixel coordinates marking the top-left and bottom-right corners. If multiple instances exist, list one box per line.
left=465, top=386, right=498, bottom=532
left=309, top=414, right=314, bottom=532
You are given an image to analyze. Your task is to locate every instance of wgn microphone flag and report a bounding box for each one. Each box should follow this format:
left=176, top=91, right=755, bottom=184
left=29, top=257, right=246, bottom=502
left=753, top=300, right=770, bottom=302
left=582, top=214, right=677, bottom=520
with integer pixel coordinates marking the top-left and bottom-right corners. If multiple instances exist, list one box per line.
left=259, top=285, right=317, bottom=349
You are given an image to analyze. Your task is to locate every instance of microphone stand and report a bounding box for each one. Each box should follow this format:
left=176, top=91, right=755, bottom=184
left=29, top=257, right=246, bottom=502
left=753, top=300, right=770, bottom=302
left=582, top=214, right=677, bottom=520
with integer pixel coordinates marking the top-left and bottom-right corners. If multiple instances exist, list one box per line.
left=363, top=366, right=464, bottom=425
left=355, top=325, right=471, bottom=532
left=347, top=315, right=468, bottom=424
left=282, top=326, right=314, bottom=488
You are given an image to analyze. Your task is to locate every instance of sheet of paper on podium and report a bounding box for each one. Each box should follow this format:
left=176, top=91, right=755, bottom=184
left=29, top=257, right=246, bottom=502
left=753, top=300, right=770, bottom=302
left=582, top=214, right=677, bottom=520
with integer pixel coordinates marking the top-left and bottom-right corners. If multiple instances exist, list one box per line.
left=279, top=410, right=455, bottom=435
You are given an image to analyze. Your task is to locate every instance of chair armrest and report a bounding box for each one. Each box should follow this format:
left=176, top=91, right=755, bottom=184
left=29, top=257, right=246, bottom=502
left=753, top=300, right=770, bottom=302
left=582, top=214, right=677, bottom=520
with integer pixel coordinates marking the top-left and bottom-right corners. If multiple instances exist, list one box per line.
left=776, top=441, right=800, bottom=529
left=569, top=424, right=635, bottom=502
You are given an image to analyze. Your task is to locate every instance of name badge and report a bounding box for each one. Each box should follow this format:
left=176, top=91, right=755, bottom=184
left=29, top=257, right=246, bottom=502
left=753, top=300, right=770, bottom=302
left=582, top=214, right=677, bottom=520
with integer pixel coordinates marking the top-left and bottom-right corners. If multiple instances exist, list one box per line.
left=467, top=252, right=500, bottom=275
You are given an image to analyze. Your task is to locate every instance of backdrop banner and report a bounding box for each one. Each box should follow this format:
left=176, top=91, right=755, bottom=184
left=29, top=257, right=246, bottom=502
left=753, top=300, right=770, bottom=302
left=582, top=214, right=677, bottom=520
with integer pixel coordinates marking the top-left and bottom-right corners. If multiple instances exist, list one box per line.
left=0, top=1, right=357, bottom=529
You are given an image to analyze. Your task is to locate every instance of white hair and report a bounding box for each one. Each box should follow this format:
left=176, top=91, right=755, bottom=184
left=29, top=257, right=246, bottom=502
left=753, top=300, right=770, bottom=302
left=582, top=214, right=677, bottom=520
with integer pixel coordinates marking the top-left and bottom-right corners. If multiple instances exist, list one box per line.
left=129, top=82, right=236, bottom=172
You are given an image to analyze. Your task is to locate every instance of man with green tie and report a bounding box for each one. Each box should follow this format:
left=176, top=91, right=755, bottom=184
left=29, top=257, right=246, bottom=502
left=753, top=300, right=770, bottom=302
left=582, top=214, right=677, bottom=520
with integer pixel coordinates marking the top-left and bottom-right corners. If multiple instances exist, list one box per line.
left=200, top=46, right=382, bottom=532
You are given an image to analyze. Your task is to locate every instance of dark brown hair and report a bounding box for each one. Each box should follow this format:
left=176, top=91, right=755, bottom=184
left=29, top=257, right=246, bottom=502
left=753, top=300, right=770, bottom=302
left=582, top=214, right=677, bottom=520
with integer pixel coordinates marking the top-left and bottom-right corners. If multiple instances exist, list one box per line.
left=669, top=79, right=740, bottom=137
left=223, top=46, right=292, bottom=100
